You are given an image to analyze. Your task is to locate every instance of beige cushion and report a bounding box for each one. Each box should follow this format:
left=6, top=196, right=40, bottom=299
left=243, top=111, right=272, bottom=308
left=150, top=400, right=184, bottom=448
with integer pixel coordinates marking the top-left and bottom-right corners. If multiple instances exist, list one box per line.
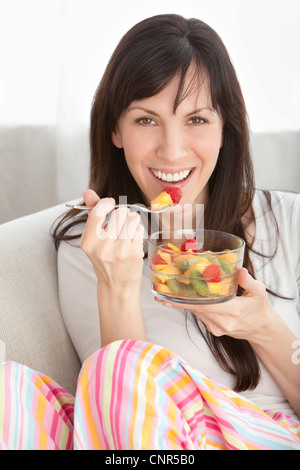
left=0, top=203, right=81, bottom=395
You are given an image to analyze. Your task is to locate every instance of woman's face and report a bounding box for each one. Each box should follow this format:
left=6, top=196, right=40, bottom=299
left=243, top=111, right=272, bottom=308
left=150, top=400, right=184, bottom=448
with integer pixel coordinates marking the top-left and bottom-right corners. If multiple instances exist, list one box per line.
left=112, top=71, right=223, bottom=208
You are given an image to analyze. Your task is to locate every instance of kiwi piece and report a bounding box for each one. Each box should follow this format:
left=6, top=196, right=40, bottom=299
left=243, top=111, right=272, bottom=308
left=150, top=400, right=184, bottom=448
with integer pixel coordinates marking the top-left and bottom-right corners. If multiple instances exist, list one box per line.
left=190, top=270, right=210, bottom=297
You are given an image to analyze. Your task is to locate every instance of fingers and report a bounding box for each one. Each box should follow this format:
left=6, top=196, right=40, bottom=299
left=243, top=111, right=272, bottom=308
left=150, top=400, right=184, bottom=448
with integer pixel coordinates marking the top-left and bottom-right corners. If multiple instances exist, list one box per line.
left=80, top=195, right=115, bottom=254
left=82, top=190, right=116, bottom=234
left=82, top=190, right=145, bottom=241
left=81, top=191, right=145, bottom=256
left=83, top=189, right=101, bottom=208
left=106, top=206, right=130, bottom=239
left=237, top=268, right=266, bottom=296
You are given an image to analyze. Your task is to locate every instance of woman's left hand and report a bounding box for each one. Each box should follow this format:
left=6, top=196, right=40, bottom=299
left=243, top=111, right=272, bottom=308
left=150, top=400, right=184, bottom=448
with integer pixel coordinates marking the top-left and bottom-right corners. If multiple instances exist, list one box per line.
left=156, top=268, right=277, bottom=344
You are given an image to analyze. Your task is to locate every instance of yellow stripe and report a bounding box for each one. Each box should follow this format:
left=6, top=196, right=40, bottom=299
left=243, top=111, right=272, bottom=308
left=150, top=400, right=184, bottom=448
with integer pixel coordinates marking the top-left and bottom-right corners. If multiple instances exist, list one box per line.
left=79, top=355, right=102, bottom=449
left=33, top=373, right=74, bottom=449
left=165, top=375, right=192, bottom=397
left=59, top=421, right=72, bottom=449
left=184, top=400, right=204, bottom=422
left=141, top=347, right=179, bottom=449
left=32, top=376, right=48, bottom=449
left=131, top=343, right=154, bottom=448
left=38, top=375, right=53, bottom=385
left=53, top=396, right=75, bottom=414
left=35, top=394, right=48, bottom=449
left=229, top=394, right=267, bottom=412
left=166, top=401, right=180, bottom=449
left=221, top=430, right=249, bottom=450
left=198, top=388, right=221, bottom=408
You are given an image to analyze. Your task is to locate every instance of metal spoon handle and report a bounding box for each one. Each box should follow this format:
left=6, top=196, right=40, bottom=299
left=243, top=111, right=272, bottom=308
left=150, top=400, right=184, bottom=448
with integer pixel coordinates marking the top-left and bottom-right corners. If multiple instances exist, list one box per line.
left=65, top=203, right=173, bottom=214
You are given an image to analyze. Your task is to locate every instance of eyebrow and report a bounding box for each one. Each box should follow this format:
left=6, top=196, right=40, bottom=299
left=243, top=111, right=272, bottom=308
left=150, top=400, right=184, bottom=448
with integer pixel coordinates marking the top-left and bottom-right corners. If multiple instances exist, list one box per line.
left=127, top=106, right=160, bottom=117
left=127, top=105, right=216, bottom=117
left=186, top=107, right=216, bottom=116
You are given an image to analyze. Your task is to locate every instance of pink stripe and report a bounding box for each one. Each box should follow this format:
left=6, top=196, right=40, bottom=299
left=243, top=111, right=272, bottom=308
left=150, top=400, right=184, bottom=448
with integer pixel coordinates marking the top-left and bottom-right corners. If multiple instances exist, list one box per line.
left=32, top=385, right=41, bottom=449
left=73, top=427, right=84, bottom=450
left=205, top=410, right=265, bottom=450
left=116, top=340, right=139, bottom=448
left=110, top=342, right=122, bottom=448
left=163, top=391, right=174, bottom=448
left=206, top=421, right=222, bottom=433
left=50, top=409, right=59, bottom=445
left=111, top=340, right=131, bottom=448
left=75, top=346, right=111, bottom=449
left=76, top=389, right=93, bottom=448
left=3, top=362, right=12, bottom=446
left=177, top=387, right=199, bottom=409
left=76, top=365, right=95, bottom=449
left=18, top=367, right=25, bottom=449
left=78, top=350, right=110, bottom=449
left=123, top=341, right=148, bottom=448
left=54, top=411, right=64, bottom=449
left=218, top=406, right=299, bottom=448
left=66, top=426, right=73, bottom=450
left=94, top=347, right=110, bottom=449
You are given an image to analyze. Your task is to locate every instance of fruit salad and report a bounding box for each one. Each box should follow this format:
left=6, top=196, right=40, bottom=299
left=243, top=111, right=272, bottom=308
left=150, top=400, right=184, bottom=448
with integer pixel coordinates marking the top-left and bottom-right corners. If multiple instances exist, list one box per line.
left=149, top=236, right=241, bottom=304
left=151, top=187, right=182, bottom=210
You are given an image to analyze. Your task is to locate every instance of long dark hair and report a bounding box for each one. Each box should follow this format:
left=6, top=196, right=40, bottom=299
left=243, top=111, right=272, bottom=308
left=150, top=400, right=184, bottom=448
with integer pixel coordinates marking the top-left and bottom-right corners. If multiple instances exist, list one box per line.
left=53, top=14, right=260, bottom=392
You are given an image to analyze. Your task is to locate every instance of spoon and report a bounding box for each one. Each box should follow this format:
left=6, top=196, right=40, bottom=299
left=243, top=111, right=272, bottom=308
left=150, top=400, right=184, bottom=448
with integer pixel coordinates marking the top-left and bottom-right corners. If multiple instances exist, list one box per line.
left=65, top=202, right=174, bottom=214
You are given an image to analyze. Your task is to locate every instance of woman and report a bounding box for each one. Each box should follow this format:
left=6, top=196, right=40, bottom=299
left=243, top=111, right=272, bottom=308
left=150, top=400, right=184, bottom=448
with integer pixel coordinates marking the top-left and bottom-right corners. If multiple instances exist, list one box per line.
left=1, top=14, right=299, bottom=450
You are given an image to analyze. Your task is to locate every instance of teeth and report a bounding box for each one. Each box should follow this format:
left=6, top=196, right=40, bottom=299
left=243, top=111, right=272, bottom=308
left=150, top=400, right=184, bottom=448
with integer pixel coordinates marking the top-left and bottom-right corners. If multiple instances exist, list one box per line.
left=151, top=169, right=192, bottom=182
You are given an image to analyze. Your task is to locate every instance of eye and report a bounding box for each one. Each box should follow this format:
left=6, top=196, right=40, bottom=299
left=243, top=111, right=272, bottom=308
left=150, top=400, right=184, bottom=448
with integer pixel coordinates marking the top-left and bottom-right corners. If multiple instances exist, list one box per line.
left=136, top=117, right=156, bottom=126
left=187, top=116, right=206, bottom=125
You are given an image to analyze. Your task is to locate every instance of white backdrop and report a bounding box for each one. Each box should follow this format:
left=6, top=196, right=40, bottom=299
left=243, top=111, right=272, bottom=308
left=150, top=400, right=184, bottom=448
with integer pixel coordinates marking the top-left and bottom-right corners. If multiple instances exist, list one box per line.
left=0, top=0, right=299, bottom=223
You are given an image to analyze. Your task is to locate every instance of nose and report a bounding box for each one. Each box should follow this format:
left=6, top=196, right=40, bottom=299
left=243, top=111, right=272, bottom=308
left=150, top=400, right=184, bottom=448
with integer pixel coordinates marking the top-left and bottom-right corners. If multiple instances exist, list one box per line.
left=156, top=125, right=188, bottom=162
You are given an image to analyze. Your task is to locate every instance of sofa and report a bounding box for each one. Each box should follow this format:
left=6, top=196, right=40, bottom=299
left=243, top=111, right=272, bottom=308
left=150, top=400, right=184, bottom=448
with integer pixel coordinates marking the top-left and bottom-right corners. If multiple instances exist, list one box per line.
left=0, top=201, right=81, bottom=395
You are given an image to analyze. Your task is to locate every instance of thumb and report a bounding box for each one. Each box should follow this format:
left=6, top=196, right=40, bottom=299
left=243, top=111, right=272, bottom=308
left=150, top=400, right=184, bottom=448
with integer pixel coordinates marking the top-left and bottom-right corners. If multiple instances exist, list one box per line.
left=83, top=189, right=100, bottom=208
left=238, top=267, right=265, bottom=296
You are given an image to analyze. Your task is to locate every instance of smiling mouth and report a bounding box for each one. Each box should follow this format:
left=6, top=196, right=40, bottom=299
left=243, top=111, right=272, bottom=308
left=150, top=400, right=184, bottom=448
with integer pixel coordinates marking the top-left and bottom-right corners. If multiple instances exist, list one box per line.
left=150, top=168, right=193, bottom=183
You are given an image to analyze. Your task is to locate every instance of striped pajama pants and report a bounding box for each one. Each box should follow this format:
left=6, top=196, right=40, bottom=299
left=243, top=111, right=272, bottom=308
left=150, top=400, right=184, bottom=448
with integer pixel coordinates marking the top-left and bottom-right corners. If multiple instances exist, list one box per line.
left=0, top=339, right=299, bottom=450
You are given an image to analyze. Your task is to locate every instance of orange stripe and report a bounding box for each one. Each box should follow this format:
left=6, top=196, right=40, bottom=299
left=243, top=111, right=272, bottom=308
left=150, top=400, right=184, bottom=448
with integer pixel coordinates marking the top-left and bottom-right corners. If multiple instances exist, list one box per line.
left=130, top=343, right=154, bottom=449
left=206, top=438, right=227, bottom=450
left=33, top=375, right=49, bottom=449
left=165, top=374, right=192, bottom=397
left=79, top=355, right=103, bottom=449
left=35, top=394, right=48, bottom=449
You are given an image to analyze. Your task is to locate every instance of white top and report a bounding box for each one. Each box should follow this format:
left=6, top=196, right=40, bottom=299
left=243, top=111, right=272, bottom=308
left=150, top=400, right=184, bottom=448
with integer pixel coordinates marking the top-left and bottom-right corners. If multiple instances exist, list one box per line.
left=57, top=190, right=300, bottom=420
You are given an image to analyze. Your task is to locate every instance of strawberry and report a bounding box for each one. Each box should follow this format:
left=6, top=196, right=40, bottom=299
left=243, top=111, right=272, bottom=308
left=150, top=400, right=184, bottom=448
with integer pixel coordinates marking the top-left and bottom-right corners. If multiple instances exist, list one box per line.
left=203, top=264, right=221, bottom=282
left=152, top=253, right=167, bottom=265
left=163, top=187, right=182, bottom=204
left=180, top=238, right=198, bottom=252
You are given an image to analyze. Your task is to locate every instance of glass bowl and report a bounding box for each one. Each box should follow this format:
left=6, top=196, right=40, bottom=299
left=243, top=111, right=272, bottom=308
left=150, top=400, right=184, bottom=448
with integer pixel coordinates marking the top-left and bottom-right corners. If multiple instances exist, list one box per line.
left=148, top=229, right=245, bottom=304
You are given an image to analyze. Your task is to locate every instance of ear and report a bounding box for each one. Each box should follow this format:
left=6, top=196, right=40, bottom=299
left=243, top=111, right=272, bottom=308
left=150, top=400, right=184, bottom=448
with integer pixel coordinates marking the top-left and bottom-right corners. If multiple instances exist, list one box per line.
left=112, top=128, right=123, bottom=149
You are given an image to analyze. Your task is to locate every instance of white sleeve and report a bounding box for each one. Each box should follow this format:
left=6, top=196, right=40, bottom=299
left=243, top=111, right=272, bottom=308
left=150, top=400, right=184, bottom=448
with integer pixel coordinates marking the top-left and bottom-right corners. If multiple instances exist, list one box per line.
left=57, top=225, right=100, bottom=364
left=272, top=191, right=300, bottom=315
left=288, top=192, right=300, bottom=315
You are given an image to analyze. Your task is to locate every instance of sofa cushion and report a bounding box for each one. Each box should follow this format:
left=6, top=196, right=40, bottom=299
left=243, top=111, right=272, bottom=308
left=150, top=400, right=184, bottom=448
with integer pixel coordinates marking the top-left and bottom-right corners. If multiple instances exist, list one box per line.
left=0, top=203, right=81, bottom=395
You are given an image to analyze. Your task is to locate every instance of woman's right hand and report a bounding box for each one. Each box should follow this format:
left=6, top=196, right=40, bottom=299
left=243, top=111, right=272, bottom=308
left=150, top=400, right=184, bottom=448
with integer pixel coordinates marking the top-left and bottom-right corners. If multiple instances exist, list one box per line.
left=80, top=189, right=145, bottom=292
left=80, top=189, right=147, bottom=346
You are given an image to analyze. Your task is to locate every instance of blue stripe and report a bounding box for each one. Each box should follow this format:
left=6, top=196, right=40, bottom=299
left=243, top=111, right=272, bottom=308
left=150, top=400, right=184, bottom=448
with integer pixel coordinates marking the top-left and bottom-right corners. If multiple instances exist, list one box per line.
left=219, top=401, right=298, bottom=449
left=73, top=392, right=89, bottom=450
